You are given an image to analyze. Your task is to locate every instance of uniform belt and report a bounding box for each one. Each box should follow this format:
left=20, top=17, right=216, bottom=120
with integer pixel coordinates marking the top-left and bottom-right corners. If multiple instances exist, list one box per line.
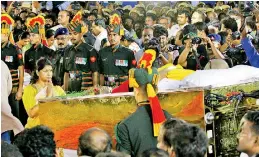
left=69, top=71, right=92, bottom=80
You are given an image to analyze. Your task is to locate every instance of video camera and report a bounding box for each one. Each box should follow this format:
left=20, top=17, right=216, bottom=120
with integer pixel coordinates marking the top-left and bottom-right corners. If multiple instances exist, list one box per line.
left=168, top=45, right=180, bottom=51
left=225, top=45, right=247, bottom=66
left=192, top=37, right=202, bottom=45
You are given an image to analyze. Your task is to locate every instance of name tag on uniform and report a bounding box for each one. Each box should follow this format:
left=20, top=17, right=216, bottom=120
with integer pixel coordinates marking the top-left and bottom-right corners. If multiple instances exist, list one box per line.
left=115, top=60, right=128, bottom=67
left=5, top=56, right=13, bottom=62
left=75, top=57, right=87, bottom=65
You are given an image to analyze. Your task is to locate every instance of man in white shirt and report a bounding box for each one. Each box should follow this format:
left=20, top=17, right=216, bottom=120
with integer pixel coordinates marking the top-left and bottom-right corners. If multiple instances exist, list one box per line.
left=169, top=10, right=190, bottom=38
left=51, top=10, right=70, bottom=31
left=91, top=19, right=108, bottom=52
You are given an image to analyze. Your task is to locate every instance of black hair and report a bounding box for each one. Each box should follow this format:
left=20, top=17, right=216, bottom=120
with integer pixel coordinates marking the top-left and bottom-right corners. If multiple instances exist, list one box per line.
left=177, top=9, right=191, bottom=23
left=46, top=29, right=55, bottom=39
left=14, top=16, right=23, bottom=22
left=244, top=111, right=259, bottom=135
left=1, top=141, right=23, bottom=157
left=123, top=15, right=135, bottom=25
left=162, top=118, right=208, bottom=157
left=218, top=12, right=227, bottom=22
left=89, top=12, right=98, bottom=19
left=140, top=148, right=169, bottom=157
left=221, top=17, right=238, bottom=32
left=182, top=24, right=198, bottom=36
left=153, top=24, right=168, bottom=38
left=143, top=25, right=154, bottom=31
left=246, top=20, right=257, bottom=31
left=146, top=14, right=157, bottom=22
left=13, top=125, right=56, bottom=157
left=19, top=10, right=28, bottom=16
left=194, top=22, right=209, bottom=35
left=45, top=14, right=56, bottom=23
left=18, top=31, right=30, bottom=40
left=218, top=31, right=228, bottom=45
left=28, top=12, right=38, bottom=18
left=79, top=128, right=112, bottom=157
left=30, top=57, right=53, bottom=84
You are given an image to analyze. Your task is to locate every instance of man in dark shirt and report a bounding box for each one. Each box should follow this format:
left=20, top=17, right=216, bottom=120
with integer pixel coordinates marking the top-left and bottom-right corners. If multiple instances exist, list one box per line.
left=53, top=27, right=71, bottom=85
left=1, top=13, right=24, bottom=121
left=98, top=14, right=136, bottom=87
left=64, top=11, right=99, bottom=92
left=115, top=49, right=172, bottom=157
left=176, top=24, right=209, bottom=70
left=24, top=15, right=54, bottom=74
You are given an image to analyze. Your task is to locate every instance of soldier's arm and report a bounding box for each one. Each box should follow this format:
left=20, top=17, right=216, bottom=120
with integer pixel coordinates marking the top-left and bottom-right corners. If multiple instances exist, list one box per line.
left=115, top=123, right=132, bottom=156
left=17, top=65, right=24, bottom=100
left=24, top=50, right=30, bottom=73
left=98, top=50, right=104, bottom=86
left=89, top=48, right=99, bottom=86
left=63, top=72, right=69, bottom=91
left=16, top=52, right=24, bottom=100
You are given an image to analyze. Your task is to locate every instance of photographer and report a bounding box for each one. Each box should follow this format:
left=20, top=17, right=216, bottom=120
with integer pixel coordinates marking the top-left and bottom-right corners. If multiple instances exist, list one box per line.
left=153, top=24, right=179, bottom=67
left=241, top=19, right=259, bottom=68
left=194, top=22, right=225, bottom=60
left=220, top=17, right=249, bottom=66
left=176, top=24, right=209, bottom=70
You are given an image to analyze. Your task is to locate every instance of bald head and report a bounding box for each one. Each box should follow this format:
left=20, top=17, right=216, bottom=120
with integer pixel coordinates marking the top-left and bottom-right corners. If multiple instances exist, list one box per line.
left=204, top=59, right=229, bottom=70
left=78, top=128, right=112, bottom=157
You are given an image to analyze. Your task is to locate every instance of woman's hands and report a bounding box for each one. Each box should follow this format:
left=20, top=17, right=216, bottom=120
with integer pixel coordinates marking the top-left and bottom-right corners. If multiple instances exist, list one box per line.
left=46, top=79, right=54, bottom=97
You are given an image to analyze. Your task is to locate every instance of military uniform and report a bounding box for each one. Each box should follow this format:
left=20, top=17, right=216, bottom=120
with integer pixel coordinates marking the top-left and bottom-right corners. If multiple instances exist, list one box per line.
left=115, top=48, right=169, bottom=157
left=24, top=15, right=52, bottom=73
left=1, top=42, right=24, bottom=119
left=64, top=43, right=98, bottom=92
left=115, top=104, right=172, bottom=157
left=24, top=44, right=54, bottom=73
left=99, top=45, right=136, bottom=87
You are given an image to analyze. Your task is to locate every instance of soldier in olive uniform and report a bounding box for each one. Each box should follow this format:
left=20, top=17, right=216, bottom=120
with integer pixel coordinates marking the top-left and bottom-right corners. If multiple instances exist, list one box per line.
left=115, top=49, right=172, bottom=157
left=1, top=14, right=24, bottom=121
left=64, top=12, right=99, bottom=92
left=53, top=27, right=71, bottom=85
left=98, top=14, right=137, bottom=87
left=24, top=15, right=54, bottom=74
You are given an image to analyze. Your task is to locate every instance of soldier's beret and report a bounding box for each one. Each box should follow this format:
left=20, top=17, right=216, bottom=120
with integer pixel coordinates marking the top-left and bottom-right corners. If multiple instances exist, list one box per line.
left=54, top=27, right=69, bottom=38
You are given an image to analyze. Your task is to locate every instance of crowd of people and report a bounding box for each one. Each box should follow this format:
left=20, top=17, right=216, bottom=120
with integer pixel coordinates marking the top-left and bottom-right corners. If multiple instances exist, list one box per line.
left=1, top=1, right=259, bottom=157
